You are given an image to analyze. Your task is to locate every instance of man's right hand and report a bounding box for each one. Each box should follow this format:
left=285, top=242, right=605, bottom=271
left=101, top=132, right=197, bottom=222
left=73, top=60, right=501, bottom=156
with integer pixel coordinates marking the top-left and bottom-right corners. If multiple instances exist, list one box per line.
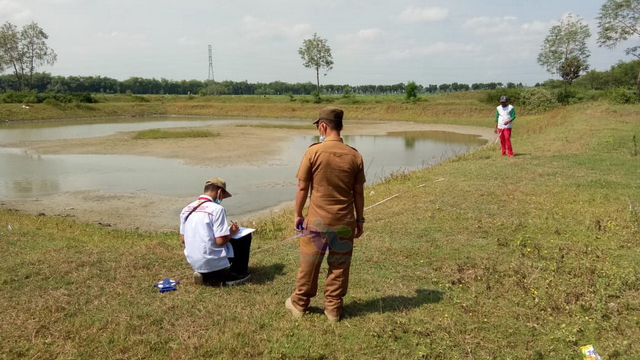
left=230, top=223, right=240, bottom=236
left=294, top=217, right=305, bottom=232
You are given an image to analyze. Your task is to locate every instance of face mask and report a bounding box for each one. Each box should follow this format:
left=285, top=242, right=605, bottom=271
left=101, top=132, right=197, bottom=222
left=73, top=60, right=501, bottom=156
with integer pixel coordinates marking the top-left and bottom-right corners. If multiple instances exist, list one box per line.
left=317, top=123, right=326, bottom=142
left=214, top=198, right=222, bottom=205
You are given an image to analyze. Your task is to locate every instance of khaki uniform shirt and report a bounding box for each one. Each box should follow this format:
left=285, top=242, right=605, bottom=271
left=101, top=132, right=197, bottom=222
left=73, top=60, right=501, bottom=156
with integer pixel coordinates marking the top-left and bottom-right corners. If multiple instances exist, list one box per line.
left=296, top=135, right=366, bottom=228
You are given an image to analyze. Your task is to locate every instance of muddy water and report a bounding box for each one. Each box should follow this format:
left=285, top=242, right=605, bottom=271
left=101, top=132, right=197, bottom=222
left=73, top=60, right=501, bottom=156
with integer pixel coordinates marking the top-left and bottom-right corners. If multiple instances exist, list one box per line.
left=0, top=118, right=486, bottom=217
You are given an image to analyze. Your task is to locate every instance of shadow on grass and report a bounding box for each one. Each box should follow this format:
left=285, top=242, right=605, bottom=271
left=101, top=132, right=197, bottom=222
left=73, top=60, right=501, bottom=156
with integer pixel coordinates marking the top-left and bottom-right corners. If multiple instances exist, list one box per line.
left=342, top=289, right=444, bottom=318
left=248, top=263, right=286, bottom=285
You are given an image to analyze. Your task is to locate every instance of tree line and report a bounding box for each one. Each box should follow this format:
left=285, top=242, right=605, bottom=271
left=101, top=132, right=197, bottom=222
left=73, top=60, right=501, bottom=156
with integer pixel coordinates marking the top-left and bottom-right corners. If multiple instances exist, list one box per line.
left=0, top=72, right=528, bottom=96
left=0, top=64, right=637, bottom=98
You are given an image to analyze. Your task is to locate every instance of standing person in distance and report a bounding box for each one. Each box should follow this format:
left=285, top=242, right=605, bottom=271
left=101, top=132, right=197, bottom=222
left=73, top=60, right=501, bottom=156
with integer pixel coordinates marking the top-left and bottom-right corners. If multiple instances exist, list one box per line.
left=285, top=106, right=366, bottom=323
left=495, top=95, right=516, bottom=157
left=179, top=177, right=252, bottom=286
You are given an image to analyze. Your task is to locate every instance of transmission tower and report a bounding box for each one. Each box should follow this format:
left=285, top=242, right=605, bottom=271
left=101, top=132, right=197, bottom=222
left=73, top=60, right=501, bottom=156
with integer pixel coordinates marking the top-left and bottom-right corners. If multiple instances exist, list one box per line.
left=208, top=45, right=215, bottom=82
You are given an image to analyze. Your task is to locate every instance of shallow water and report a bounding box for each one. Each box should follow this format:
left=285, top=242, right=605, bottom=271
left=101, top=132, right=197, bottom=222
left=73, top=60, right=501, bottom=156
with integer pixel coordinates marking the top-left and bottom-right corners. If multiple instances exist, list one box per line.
left=0, top=117, right=486, bottom=216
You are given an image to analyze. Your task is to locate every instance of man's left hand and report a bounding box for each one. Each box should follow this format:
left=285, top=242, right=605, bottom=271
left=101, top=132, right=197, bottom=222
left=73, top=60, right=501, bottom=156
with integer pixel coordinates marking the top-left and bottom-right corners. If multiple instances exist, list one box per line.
left=355, top=223, right=364, bottom=238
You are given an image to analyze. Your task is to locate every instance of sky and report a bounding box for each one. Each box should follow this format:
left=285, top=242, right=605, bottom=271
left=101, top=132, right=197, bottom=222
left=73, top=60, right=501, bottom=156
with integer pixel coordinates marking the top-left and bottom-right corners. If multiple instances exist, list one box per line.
left=1, top=0, right=637, bottom=86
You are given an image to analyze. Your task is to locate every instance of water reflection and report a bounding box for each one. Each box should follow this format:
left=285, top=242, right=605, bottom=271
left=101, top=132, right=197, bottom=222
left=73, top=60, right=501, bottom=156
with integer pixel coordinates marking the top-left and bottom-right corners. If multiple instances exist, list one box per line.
left=387, top=131, right=484, bottom=144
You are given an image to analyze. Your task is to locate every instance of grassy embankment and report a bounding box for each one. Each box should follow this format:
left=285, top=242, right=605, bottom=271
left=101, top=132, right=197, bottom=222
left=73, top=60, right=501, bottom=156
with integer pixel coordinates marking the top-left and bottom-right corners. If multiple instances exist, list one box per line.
left=0, top=91, right=489, bottom=126
left=1, top=95, right=639, bottom=359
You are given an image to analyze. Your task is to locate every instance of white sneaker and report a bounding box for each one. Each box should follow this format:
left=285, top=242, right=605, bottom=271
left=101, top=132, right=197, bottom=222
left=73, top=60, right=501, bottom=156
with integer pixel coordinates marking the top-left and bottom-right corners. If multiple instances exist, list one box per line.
left=285, top=297, right=304, bottom=318
left=193, top=271, right=204, bottom=285
left=324, top=310, right=340, bottom=323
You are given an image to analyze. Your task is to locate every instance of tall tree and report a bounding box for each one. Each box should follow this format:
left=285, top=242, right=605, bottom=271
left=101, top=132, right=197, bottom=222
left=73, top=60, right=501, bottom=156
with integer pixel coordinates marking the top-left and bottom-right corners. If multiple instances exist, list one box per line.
left=559, top=55, right=588, bottom=85
left=0, top=21, right=57, bottom=90
left=537, top=13, right=591, bottom=82
left=597, top=0, right=640, bottom=91
left=298, top=33, right=333, bottom=96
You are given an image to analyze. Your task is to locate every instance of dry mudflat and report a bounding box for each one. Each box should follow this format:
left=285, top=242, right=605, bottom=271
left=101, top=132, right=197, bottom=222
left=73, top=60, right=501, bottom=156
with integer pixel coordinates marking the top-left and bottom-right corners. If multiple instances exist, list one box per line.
left=1, top=120, right=493, bottom=232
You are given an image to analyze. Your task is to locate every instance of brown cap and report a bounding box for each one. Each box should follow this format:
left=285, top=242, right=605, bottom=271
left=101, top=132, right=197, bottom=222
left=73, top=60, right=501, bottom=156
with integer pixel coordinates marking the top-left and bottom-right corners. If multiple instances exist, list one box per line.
left=313, top=106, right=344, bottom=125
left=205, top=177, right=232, bottom=199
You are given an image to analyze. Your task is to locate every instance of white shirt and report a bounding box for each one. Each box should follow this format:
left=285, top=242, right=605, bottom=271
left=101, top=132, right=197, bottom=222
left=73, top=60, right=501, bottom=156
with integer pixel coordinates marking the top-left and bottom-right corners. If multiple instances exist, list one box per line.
left=179, top=195, right=234, bottom=273
left=496, top=104, right=514, bottom=129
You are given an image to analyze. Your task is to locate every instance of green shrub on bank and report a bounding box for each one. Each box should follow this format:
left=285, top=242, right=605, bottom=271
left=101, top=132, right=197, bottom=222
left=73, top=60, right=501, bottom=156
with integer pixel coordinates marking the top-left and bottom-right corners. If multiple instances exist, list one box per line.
left=520, top=87, right=559, bottom=114
left=42, top=98, right=64, bottom=109
left=484, top=88, right=560, bottom=114
left=483, top=88, right=523, bottom=105
left=553, top=87, right=586, bottom=105
left=132, top=129, right=219, bottom=139
left=0, top=91, right=97, bottom=104
left=605, top=87, right=639, bottom=105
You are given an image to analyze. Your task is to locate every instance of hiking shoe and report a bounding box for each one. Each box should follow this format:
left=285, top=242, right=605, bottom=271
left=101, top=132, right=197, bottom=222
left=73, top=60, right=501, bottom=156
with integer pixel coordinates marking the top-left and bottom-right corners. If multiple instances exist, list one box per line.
left=225, top=272, right=251, bottom=286
left=285, top=297, right=304, bottom=319
left=193, top=271, right=204, bottom=285
left=324, top=310, right=340, bottom=323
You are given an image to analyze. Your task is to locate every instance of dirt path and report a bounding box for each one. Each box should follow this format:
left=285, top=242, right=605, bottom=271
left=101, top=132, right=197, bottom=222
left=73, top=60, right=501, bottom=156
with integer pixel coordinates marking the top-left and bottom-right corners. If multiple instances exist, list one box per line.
left=1, top=121, right=494, bottom=233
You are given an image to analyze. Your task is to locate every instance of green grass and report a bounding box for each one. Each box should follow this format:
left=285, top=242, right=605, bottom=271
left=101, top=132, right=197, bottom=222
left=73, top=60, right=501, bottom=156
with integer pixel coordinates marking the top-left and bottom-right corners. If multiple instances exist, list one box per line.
left=0, top=92, right=495, bottom=126
left=1, top=99, right=639, bottom=359
left=235, top=123, right=313, bottom=130
left=132, top=129, right=218, bottom=139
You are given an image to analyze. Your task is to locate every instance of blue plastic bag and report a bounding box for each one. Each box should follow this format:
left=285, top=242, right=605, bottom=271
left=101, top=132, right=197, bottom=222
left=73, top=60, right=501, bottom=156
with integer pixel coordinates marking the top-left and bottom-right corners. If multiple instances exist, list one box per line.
left=153, top=278, right=180, bottom=293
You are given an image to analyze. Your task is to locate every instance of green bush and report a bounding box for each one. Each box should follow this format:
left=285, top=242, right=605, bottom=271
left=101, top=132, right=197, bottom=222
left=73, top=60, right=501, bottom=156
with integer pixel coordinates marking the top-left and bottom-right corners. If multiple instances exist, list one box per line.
left=605, top=87, right=639, bottom=104
left=405, top=81, right=418, bottom=101
left=483, top=88, right=523, bottom=105
left=0, top=91, right=97, bottom=104
left=553, top=88, right=586, bottom=105
left=0, top=91, right=33, bottom=103
left=519, top=87, right=559, bottom=114
left=42, top=98, right=64, bottom=108
left=131, top=95, right=150, bottom=103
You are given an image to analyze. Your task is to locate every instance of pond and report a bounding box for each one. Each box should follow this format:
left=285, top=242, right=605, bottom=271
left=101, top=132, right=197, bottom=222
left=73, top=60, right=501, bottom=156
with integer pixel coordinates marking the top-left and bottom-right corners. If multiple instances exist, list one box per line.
left=0, top=117, right=487, bottom=217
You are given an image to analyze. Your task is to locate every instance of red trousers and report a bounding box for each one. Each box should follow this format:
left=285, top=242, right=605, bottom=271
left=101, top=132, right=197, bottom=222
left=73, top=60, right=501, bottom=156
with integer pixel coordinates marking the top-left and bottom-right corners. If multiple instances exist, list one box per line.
left=499, top=128, right=513, bottom=156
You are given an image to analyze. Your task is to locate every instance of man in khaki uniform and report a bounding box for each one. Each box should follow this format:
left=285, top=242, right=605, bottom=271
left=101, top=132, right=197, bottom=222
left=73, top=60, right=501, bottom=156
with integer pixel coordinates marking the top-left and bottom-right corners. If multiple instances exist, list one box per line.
left=285, top=106, right=366, bottom=322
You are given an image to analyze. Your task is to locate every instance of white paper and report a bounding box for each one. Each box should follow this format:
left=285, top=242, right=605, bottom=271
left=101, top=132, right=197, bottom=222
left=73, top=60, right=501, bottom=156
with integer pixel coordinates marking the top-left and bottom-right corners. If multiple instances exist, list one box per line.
left=232, top=226, right=256, bottom=239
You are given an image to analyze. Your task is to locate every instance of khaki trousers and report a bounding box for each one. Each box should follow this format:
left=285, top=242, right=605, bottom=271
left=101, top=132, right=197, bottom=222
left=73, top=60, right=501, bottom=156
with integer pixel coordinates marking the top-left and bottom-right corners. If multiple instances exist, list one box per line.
left=290, top=230, right=354, bottom=317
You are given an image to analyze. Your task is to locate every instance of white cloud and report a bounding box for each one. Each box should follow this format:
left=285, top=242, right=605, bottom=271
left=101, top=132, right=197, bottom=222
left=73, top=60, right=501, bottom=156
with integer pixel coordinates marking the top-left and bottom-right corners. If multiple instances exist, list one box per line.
left=240, top=15, right=311, bottom=40
left=336, top=28, right=385, bottom=42
left=355, top=28, right=384, bottom=40
left=461, top=15, right=554, bottom=60
left=335, top=28, right=386, bottom=59
left=43, top=0, right=81, bottom=4
left=0, top=0, right=32, bottom=23
left=178, top=36, right=200, bottom=47
left=379, top=41, right=482, bottom=60
left=95, top=31, right=151, bottom=48
left=398, top=6, right=449, bottom=23
left=462, top=16, right=518, bottom=34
